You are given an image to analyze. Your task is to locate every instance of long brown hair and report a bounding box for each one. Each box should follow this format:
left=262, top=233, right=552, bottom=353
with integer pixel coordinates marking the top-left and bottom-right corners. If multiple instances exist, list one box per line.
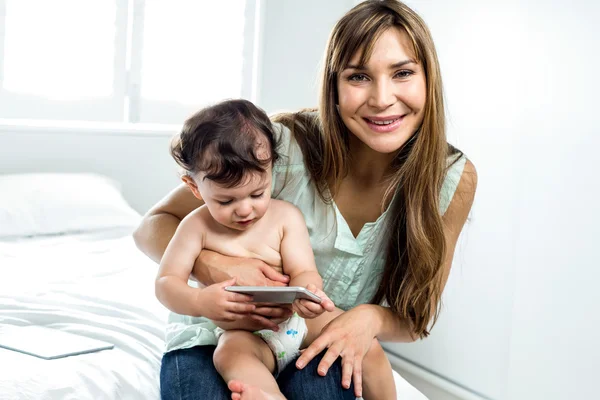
left=273, top=0, right=461, bottom=338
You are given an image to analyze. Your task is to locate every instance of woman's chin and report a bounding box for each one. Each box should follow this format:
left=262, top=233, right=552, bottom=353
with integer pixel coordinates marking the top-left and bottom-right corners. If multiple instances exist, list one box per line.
left=361, top=137, right=413, bottom=155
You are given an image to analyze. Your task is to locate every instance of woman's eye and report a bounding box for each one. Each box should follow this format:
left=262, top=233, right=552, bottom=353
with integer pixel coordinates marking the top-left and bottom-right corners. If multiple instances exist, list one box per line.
left=217, top=200, right=233, bottom=205
left=395, top=70, right=414, bottom=79
left=348, top=73, right=369, bottom=82
left=251, top=192, right=264, bottom=199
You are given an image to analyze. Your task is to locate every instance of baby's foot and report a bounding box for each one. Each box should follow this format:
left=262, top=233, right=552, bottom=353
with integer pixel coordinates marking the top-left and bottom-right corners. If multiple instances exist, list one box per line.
left=228, top=380, right=286, bottom=400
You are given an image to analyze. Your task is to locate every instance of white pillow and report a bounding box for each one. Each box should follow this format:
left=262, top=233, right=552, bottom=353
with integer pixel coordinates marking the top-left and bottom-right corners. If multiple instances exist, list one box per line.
left=0, top=173, right=141, bottom=238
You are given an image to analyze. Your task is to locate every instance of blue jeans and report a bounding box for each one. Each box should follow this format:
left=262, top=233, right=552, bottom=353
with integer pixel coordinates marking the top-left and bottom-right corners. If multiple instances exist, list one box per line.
left=160, top=345, right=355, bottom=399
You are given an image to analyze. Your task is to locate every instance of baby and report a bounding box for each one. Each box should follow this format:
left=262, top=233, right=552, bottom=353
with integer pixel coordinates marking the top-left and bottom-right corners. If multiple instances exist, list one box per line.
left=156, top=99, right=334, bottom=399
left=156, top=99, right=395, bottom=400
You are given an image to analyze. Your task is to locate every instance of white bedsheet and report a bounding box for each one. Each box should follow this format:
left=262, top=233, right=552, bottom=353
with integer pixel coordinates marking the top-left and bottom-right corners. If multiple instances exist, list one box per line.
left=0, top=230, right=168, bottom=400
left=0, top=230, right=426, bottom=400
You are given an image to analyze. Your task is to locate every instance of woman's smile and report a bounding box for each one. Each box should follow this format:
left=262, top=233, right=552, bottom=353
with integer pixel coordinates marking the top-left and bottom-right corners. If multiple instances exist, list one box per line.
left=363, top=115, right=406, bottom=133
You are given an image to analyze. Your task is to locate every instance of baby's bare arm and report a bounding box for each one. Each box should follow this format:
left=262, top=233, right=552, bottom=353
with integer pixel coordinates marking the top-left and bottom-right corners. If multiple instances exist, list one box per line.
left=155, top=211, right=206, bottom=316
left=278, top=202, right=321, bottom=287
left=277, top=201, right=336, bottom=317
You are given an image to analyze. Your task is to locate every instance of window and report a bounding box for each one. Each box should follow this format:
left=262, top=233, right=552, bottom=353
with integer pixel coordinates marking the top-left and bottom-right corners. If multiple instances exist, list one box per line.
left=0, top=0, right=258, bottom=124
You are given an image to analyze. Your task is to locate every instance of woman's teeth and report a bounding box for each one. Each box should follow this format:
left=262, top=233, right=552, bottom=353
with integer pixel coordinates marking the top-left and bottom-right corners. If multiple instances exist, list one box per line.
left=368, top=118, right=399, bottom=125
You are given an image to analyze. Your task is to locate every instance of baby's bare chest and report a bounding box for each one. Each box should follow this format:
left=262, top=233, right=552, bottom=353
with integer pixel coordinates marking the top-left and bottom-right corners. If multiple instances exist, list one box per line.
left=204, top=223, right=283, bottom=268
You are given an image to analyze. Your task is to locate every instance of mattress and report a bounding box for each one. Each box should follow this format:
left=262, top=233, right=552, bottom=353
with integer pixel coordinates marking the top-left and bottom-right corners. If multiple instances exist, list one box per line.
left=0, top=229, right=168, bottom=399
left=0, top=229, right=427, bottom=399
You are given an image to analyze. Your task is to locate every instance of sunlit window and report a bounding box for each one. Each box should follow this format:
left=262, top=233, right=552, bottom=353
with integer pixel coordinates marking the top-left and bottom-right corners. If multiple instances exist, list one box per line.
left=141, top=0, right=246, bottom=106
left=0, top=0, right=255, bottom=123
left=3, top=0, right=116, bottom=101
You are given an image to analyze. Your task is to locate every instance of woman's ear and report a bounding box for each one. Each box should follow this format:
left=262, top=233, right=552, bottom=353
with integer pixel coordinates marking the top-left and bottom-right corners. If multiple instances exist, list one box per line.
left=181, top=175, right=203, bottom=201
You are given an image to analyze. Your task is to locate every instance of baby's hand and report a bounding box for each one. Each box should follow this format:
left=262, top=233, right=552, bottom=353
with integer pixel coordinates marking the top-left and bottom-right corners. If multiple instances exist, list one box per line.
left=196, top=277, right=256, bottom=322
left=292, top=283, right=335, bottom=319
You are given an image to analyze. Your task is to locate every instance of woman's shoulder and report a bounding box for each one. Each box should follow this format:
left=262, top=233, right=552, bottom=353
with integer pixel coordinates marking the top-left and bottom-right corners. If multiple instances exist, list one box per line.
left=270, top=122, right=303, bottom=168
left=440, top=149, right=476, bottom=216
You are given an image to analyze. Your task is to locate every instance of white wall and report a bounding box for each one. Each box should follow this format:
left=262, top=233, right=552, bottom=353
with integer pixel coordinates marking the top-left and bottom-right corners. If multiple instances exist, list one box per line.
left=507, top=1, right=600, bottom=399
left=257, top=0, right=355, bottom=113
left=385, top=1, right=600, bottom=399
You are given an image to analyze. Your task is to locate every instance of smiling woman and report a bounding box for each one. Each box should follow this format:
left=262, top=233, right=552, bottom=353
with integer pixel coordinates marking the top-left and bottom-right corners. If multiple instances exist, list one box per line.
left=134, top=1, right=477, bottom=399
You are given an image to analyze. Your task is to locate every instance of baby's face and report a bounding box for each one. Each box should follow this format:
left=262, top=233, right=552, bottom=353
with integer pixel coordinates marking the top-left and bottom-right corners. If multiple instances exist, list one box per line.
left=198, top=168, right=272, bottom=231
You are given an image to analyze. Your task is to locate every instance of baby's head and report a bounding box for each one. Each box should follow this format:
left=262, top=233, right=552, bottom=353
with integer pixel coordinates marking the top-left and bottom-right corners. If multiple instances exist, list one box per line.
left=170, top=99, right=279, bottom=231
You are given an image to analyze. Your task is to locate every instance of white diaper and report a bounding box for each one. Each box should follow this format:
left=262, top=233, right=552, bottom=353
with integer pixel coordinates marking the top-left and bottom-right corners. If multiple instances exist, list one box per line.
left=255, top=312, right=307, bottom=374
left=215, top=313, right=307, bottom=375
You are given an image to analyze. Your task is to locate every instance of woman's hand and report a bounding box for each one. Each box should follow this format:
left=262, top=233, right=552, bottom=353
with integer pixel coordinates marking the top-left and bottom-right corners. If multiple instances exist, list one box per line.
left=292, top=284, right=336, bottom=319
left=194, top=250, right=290, bottom=287
left=295, top=304, right=380, bottom=398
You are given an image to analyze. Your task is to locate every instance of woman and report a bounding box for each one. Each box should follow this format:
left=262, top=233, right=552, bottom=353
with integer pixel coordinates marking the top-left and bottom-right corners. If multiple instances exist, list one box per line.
left=134, top=1, right=477, bottom=399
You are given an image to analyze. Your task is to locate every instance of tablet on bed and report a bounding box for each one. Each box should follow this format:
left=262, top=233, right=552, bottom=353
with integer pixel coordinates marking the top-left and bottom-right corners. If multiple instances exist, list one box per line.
left=0, top=325, right=114, bottom=360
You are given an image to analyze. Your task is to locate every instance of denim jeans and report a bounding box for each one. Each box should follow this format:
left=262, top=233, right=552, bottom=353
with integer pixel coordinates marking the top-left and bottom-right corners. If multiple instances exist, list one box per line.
left=160, top=345, right=356, bottom=400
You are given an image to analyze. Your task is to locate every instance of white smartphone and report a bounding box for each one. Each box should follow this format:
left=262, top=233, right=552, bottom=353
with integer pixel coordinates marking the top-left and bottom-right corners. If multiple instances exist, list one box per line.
left=224, top=286, right=322, bottom=304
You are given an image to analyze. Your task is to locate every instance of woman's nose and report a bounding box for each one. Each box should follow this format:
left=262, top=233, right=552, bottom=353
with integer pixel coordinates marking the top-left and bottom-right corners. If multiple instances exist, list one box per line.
left=367, top=79, right=395, bottom=110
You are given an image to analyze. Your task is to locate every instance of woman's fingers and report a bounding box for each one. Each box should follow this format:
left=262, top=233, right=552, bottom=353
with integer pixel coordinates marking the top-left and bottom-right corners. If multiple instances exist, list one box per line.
left=222, top=312, right=245, bottom=322
left=317, top=342, right=344, bottom=376
left=227, top=292, right=254, bottom=303
left=353, top=357, right=363, bottom=398
left=226, top=302, right=256, bottom=313
left=260, top=264, right=290, bottom=285
left=296, top=335, right=329, bottom=369
left=248, top=314, right=280, bottom=331
left=253, top=305, right=293, bottom=318
left=341, top=356, right=354, bottom=389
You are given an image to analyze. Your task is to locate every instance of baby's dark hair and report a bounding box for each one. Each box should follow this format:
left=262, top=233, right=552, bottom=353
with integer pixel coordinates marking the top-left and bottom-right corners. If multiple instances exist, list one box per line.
left=170, top=99, right=279, bottom=188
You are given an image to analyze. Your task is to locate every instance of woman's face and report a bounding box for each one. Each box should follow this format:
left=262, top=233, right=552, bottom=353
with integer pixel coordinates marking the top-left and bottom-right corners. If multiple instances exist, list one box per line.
left=337, top=27, right=427, bottom=155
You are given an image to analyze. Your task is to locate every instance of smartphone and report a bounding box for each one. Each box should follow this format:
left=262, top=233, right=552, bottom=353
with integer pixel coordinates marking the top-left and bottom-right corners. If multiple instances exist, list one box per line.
left=224, top=286, right=322, bottom=304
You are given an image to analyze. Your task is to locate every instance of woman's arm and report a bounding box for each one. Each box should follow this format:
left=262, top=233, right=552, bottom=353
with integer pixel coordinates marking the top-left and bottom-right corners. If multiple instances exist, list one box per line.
left=133, top=183, right=204, bottom=264
left=297, top=160, right=478, bottom=393
left=133, top=183, right=289, bottom=287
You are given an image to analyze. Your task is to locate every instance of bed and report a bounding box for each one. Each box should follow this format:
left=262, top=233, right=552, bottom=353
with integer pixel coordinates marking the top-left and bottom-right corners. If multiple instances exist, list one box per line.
left=0, top=172, right=427, bottom=399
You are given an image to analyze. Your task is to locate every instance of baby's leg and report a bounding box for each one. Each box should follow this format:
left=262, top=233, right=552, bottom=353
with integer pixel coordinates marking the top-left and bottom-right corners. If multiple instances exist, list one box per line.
left=213, top=330, right=284, bottom=400
left=302, top=308, right=343, bottom=347
left=303, top=310, right=396, bottom=400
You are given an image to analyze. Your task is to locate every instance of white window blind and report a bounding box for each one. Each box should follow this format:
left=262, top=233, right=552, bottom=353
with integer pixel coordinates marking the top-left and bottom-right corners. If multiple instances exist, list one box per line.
left=0, top=0, right=258, bottom=125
